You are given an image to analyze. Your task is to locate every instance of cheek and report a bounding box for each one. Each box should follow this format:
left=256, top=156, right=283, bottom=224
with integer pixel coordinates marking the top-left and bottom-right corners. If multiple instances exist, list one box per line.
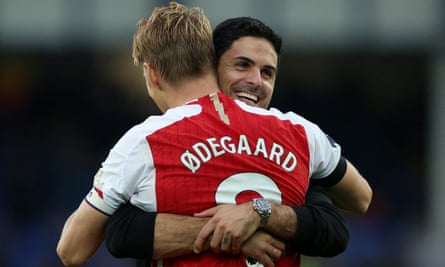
left=218, top=72, right=238, bottom=91
left=263, top=83, right=274, bottom=97
left=217, top=78, right=230, bottom=94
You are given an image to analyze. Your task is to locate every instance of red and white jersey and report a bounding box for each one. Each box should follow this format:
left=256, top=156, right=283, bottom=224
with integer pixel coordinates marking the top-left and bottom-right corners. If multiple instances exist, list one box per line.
left=86, top=92, right=341, bottom=267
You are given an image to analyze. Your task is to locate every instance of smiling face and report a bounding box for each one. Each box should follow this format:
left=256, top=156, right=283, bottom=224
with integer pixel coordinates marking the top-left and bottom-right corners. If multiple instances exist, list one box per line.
left=217, top=36, right=278, bottom=109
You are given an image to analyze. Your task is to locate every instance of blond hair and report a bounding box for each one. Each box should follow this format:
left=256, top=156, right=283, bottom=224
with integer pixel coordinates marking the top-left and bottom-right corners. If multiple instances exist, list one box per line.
left=132, top=2, right=215, bottom=84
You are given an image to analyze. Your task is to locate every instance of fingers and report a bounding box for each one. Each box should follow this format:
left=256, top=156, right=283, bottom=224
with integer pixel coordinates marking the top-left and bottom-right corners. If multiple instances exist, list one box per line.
left=195, top=204, right=252, bottom=255
left=269, top=247, right=283, bottom=261
left=194, top=221, right=216, bottom=253
left=221, top=237, right=231, bottom=252
left=230, top=235, right=242, bottom=254
left=208, top=226, right=224, bottom=253
left=194, top=206, right=218, bottom=217
left=195, top=219, right=229, bottom=254
left=196, top=227, right=241, bottom=254
left=248, top=248, right=282, bottom=267
left=248, top=254, right=275, bottom=267
left=194, top=206, right=220, bottom=253
left=240, top=230, right=285, bottom=267
left=270, top=238, right=285, bottom=252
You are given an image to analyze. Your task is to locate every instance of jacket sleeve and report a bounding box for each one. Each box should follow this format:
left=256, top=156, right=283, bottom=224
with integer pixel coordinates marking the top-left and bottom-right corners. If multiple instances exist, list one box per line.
left=291, top=185, right=349, bottom=257
left=105, top=202, right=156, bottom=260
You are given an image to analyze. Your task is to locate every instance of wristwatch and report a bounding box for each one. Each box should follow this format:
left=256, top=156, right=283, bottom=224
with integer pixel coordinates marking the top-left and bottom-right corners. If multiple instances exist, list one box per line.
left=252, top=198, right=271, bottom=227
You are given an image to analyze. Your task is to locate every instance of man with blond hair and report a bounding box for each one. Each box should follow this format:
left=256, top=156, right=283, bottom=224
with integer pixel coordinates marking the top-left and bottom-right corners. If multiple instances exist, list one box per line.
left=57, top=2, right=371, bottom=267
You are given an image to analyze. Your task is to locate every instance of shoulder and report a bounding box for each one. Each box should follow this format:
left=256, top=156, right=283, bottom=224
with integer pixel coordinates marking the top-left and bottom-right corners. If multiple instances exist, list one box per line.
left=118, top=101, right=203, bottom=140
left=240, top=104, right=321, bottom=132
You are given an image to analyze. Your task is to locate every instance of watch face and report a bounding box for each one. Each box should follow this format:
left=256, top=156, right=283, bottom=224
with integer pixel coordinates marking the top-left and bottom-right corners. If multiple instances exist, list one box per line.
left=254, top=198, right=271, bottom=214
left=253, top=198, right=271, bottom=226
left=256, top=199, right=268, bottom=211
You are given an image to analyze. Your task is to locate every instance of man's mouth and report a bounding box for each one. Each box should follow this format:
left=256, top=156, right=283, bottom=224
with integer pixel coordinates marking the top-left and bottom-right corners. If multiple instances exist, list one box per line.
left=235, top=92, right=259, bottom=105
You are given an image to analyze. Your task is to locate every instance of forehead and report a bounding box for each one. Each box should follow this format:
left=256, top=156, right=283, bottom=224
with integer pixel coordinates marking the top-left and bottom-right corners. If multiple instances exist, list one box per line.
left=223, top=36, right=278, bottom=67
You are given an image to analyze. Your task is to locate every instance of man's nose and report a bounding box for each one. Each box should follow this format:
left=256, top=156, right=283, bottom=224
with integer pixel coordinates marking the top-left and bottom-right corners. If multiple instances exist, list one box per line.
left=245, top=70, right=263, bottom=88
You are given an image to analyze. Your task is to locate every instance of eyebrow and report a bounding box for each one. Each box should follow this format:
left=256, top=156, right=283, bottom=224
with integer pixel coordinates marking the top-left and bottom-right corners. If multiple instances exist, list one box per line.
left=234, top=56, right=277, bottom=73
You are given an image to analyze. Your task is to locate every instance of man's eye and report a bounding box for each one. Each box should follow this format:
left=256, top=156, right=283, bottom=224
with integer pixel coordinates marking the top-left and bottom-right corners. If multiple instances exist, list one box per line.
left=262, top=69, right=274, bottom=79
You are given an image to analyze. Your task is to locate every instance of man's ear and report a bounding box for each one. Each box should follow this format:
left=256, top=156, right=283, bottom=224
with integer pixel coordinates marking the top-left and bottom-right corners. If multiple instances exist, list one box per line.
left=143, top=63, right=161, bottom=90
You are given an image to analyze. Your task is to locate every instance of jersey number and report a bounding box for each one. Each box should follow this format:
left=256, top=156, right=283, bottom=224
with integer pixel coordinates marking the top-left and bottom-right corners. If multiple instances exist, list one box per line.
left=215, top=172, right=282, bottom=204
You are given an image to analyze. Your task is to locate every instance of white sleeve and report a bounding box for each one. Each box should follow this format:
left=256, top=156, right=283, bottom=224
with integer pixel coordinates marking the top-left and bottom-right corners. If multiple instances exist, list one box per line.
left=305, top=122, right=342, bottom=180
left=85, top=127, right=152, bottom=215
left=267, top=108, right=342, bottom=181
left=270, top=108, right=341, bottom=182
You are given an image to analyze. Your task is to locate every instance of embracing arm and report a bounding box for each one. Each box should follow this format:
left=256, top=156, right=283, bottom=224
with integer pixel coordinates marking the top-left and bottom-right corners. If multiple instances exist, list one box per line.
left=291, top=185, right=349, bottom=256
left=311, top=157, right=372, bottom=214
left=105, top=185, right=349, bottom=260
left=105, top=207, right=284, bottom=267
left=56, top=200, right=108, bottom=267
left=105, top=203, right=208, bottom=260
left=329, top=160, right=372, bottom=214
left=205, top=185, right=349, bottom=257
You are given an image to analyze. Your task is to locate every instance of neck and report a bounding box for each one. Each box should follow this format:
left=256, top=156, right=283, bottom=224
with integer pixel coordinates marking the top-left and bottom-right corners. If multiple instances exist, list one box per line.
left=163, top=72, right=220, bottom=111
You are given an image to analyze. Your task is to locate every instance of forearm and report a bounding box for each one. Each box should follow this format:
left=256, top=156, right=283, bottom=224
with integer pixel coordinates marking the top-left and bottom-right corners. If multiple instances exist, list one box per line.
left=153, top=213, right=209, bottom=259
left=57, top=213, right=82, bottom=267
left=57, top=201, right=107, bottom=266
left=262, top=204, right=297, bottom=241
left=105, top=204, right=209, bottom=260
left=310, top=157, right=372, bottom=214
left=328, top=160, right=373, bottom=214
left=260, top=186, right=349, bottom=257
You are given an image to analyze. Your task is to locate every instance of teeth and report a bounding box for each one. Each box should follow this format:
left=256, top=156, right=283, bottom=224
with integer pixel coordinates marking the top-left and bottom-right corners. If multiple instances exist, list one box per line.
left=236, top=92, right=258, bottom=103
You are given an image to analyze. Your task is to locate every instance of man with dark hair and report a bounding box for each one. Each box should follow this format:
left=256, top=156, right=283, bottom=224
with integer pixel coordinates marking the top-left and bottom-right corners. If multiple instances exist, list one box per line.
left=104, top=15, right=372, bottom=267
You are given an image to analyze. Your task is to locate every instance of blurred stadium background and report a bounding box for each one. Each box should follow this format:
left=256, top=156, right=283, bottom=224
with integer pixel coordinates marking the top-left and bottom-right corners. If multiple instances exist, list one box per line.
left=1, top=0, right=444, bottom=266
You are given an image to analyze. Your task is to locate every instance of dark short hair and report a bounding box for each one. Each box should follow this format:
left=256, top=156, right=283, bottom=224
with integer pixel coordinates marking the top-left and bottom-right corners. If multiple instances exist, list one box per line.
left=213, top=17, right=282, bottom=64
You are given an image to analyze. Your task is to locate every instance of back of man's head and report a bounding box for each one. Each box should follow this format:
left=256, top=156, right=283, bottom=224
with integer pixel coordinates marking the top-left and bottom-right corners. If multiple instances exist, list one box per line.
left=213, top=17, right=282, bottom=64
left=132, top=1, right=215, bottom=84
